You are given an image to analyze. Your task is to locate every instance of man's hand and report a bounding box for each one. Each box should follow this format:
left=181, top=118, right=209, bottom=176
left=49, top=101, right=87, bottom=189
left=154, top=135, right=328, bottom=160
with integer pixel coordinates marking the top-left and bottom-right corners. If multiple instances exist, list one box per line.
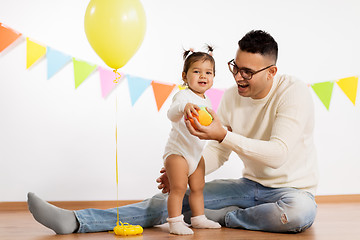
left=156, top=167, right=170, bottom=194
left=185, top=108, right=227, bottom=142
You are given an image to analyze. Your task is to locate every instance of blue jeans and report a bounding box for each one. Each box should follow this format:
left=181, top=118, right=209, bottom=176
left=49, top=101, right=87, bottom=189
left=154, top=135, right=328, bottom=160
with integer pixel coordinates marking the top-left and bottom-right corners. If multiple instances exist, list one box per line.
left=75, top=178, right=317, bottom=233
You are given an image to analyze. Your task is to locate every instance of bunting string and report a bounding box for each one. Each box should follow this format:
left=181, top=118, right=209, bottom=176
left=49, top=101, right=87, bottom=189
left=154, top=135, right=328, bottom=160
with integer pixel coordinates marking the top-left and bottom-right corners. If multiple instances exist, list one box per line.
left=0, top=22, right=358, bottom=111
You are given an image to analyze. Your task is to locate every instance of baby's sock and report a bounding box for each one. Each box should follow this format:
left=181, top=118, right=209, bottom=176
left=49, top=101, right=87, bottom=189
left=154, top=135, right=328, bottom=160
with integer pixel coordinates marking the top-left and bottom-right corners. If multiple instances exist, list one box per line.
left=27, top=192, right=79, bottom=234
left=191, top=214, right=221, bottom=229
left=167, top=215, right=194, bottom=235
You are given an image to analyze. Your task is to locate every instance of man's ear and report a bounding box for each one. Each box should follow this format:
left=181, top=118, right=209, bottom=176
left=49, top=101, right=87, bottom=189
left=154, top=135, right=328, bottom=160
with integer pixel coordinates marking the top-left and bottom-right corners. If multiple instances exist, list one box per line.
left=268, top=66, right=277, bottom=80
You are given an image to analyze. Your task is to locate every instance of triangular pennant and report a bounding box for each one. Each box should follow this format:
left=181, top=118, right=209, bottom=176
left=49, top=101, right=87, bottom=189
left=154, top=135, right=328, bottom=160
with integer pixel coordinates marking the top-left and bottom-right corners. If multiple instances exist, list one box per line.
left=151, top=81, right=176, bottom=111
left=311, top=81, right=334, bottom=110
left=98, top=67, right=125, bottom=98
left=26, top=38, right=46, bottom=69
left=0, top=23, right=22, bottom=52
left=72, top=58, right=97, bottom=89
left=126, top=75, right=152, bottom=106
left=46, top=47, right=71, bottom=79
left=178, top=84, right=187, bottom=90
left=336, top=76, right=358, bottom=105
left=206, top=88, right=225, bottom=112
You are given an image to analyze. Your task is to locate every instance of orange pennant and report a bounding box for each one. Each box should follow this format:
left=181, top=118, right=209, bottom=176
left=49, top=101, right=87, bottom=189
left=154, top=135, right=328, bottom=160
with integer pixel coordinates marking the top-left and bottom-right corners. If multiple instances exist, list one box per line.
left=0, top=23, right=22, bottom=52
left=151, top=81, right=176, bottom=111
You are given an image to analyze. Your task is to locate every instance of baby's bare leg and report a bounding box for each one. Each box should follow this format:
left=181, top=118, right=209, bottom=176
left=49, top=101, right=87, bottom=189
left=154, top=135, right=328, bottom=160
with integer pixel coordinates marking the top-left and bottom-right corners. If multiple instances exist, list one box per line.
left=188, top=158, right=221, bottom=229
left=164, top=154, right=193, bottom=235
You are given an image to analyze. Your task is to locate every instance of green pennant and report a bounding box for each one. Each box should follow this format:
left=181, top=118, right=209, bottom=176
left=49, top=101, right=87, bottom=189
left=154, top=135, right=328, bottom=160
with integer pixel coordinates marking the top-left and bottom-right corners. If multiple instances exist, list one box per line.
left=311, top=81, right=334, bottom=110
left=72, top=58, right=97, bottom=89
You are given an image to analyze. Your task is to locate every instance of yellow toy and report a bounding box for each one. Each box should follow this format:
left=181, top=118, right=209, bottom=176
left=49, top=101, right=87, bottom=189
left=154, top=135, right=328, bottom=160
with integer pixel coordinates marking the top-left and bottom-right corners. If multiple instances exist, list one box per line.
left=188, top=106, right=213, bottom=129
left=113, top=222, right=143, bottom=236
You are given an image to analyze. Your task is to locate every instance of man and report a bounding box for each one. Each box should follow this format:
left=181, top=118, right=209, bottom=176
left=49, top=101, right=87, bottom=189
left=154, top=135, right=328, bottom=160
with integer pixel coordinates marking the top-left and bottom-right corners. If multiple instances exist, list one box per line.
left=27, top=30, right=318, bottom=234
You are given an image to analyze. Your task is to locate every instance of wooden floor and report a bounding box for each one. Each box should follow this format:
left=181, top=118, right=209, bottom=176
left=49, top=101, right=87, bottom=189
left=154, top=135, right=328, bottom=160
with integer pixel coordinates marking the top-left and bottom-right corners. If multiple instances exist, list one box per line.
left=1, top=202, right=360, bottom=240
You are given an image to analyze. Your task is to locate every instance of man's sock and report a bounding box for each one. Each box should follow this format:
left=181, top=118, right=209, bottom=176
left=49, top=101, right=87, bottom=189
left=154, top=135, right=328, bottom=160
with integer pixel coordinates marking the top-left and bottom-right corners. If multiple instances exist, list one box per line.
left=167, top=215, right=194, bottom=235
left=204, top=206, right=240, bottom=226
left=191, top=214, right=221, bottom=229
left=27, top=192, right=79, bottom=234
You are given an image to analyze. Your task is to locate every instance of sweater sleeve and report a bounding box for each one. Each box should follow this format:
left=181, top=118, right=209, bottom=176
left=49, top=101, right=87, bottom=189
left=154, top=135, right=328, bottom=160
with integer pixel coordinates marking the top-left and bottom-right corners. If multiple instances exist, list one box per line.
left=220, top=81, right=314, bottom=169
left=204, top=140, right=233, bottom=175
left=220, top=132, right=288, bottom=169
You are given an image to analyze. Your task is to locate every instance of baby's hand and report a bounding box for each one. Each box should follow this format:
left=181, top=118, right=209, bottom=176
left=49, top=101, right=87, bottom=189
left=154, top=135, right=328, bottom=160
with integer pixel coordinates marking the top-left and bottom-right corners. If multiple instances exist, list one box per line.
left=184, top=103, right=200, bottom=120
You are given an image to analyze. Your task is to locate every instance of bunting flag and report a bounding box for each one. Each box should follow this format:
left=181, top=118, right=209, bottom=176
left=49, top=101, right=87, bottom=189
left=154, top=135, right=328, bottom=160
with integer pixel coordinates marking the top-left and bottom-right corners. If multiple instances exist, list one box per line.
left=0, top=23, right=359, bottom=112
left=46, top=47, right=71, bottom=79
left=72, top=58, right=97, bottom=89
left=26, top=38, right=46, bottom=69
left=98, top=66, right=125, bottom=98
left=0, top=23, right=22, bottom=52
left=178, top=84, right=187, bottom=90
left=206, top=88, right=225, bottom=112
left=151, top=81, right=176, bottom=111
left=311, top=81, right=334, bottom=110
left=336, top=76, right=358, bottom=105
left=126, top=75, right=152, bottom=106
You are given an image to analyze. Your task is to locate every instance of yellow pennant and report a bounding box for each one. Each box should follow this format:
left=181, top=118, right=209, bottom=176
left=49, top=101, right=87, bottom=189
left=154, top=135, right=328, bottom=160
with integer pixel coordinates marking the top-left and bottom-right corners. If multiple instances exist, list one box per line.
left=336, top=76, right=358, bottom=105
left=26, top=38, right=46, bottom=69
left=178, top=84, right=187, bottom=90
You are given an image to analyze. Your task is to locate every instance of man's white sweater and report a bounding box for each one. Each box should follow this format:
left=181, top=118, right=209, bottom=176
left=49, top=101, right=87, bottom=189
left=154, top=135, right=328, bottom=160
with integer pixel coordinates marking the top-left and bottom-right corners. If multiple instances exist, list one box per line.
left=203, top=74, right=319, bottom=195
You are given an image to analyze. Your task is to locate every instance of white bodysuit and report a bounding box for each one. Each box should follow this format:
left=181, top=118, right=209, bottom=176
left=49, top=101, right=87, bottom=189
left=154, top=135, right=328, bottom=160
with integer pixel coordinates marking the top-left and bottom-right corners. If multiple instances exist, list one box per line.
left=163, top=88, right=212, bottom=176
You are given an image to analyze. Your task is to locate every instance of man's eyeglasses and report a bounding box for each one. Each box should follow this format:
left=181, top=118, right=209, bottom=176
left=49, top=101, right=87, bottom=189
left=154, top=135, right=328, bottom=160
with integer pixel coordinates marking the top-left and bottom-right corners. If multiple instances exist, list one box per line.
left=228, top=59, right=275, bottom=80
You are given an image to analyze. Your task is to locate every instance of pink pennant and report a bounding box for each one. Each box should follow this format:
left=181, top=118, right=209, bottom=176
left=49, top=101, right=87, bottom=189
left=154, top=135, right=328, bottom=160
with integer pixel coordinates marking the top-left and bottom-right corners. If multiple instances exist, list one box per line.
left=206, top=88, right=225, bottom=112
left=98, top=66, right=124, bottom=98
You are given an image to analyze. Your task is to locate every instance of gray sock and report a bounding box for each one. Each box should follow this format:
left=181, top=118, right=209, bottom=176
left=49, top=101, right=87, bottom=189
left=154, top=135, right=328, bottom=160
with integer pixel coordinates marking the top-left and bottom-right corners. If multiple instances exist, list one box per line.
left=27, top=192, right=79, bottom=234
left=204, top=206, right=240, bottom=226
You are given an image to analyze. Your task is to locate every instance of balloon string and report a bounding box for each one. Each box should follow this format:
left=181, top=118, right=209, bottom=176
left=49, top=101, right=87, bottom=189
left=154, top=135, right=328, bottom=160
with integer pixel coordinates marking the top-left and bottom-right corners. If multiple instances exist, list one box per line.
left=115, top=95, right=120, bottom=226
left=113, top=69, right=121, bottom=83
left=112, top=95, right=142, bottom=235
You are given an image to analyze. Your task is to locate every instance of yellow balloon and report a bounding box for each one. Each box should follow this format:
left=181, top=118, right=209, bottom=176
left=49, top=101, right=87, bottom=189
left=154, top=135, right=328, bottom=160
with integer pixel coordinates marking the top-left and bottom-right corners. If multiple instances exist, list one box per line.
left=84, top=0, right=146, bottom=69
